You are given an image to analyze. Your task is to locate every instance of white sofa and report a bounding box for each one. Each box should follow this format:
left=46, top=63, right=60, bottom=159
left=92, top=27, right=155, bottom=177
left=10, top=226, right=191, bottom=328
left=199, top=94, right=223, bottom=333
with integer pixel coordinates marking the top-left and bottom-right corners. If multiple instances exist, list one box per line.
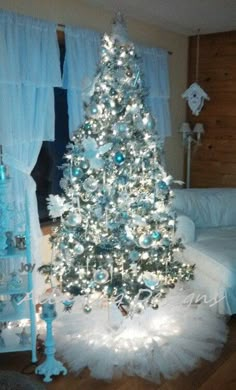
left=173, top=188, right=236, bottom=316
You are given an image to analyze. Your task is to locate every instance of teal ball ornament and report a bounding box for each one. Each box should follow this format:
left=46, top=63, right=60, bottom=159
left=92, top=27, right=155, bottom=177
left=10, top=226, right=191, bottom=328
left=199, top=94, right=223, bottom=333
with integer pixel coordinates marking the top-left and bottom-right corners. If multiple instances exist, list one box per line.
left=94, top=268, right=109, bottom=284
left=84, top=121, right=92, bottom=130
left=110, top=88, right=117, bottom=96
left=129, top=250, right=139, bottom=262
left=162, top=238, right=170, bottom=247
left=83, top=304, right=92, bottom=314
left=89, top=103, right=102, bottom=118
left=72, top=166, right=83, bottom=178
left=114, top=151, right=125, bottom=165
left=139, top=234, right=153, bottom=248
left=117, top=175, right=128, bottom=185
left=158, top=180, right=168, bottom=191
left=152, top=231, right=162, bottom=240
left=80, top=160, right=89, bottom=171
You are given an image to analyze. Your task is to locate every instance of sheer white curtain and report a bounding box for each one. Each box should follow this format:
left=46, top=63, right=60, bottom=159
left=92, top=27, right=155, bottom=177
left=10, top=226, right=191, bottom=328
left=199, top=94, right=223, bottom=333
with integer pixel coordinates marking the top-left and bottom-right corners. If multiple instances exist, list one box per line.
left=63, top=26, right=101, bottom=138
left=63, top=26, right=171, bottom=140
left=0, top=10, right=62, bottom=294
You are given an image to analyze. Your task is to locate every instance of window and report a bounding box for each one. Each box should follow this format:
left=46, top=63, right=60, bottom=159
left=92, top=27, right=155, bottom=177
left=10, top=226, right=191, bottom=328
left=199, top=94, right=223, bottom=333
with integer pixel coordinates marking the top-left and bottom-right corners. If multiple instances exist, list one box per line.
left=31, top=45, right=69, bottom=223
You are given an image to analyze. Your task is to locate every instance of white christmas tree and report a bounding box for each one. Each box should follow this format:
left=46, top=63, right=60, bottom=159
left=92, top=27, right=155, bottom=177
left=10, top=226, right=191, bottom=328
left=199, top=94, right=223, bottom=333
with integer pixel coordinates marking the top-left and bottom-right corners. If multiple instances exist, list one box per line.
left=40, top=13, right=194, bottom=316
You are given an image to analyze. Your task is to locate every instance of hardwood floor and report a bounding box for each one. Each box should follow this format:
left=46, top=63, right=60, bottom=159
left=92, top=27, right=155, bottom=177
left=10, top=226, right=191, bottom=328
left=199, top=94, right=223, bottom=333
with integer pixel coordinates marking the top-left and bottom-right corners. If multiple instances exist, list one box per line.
left=0, top=316, right=236, bottom=390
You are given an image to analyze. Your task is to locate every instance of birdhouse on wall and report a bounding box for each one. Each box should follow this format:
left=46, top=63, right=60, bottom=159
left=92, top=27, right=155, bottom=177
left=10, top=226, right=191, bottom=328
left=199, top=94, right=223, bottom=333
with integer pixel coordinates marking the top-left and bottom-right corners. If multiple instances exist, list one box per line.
left=182, top=31, right=210, bottom=116
left=182, top=82, right=210, bottom=116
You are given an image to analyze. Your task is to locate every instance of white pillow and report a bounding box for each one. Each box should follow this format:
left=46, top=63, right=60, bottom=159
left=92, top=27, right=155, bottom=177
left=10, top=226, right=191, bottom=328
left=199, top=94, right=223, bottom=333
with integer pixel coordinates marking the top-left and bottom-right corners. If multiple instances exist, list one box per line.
left=175, top=212, right=196, bottom=244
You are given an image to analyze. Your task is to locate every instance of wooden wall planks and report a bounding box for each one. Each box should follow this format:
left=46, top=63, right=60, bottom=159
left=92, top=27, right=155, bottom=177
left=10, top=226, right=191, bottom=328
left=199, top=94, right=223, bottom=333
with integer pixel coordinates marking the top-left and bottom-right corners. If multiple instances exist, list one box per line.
left=187, top=31, right=236, bottom=188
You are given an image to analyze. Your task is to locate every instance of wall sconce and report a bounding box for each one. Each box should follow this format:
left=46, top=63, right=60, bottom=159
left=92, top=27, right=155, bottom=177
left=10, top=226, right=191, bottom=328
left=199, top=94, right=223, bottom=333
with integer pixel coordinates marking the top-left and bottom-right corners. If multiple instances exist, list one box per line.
left=179, top=122, right=204, bottom=188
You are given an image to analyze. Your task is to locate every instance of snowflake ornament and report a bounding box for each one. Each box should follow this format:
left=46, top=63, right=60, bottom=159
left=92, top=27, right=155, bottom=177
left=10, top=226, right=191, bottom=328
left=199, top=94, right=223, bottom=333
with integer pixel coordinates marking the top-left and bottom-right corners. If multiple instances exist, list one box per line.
left=47, top=195, right=69, bottom=219
left=182, top=82, right=210, bottom=116
left=82, top=137, right=112, bottom=170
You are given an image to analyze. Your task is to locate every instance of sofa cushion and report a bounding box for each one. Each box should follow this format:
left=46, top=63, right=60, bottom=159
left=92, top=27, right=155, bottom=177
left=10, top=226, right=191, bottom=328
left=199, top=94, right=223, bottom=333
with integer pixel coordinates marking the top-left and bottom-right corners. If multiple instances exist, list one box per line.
left=173, top=188, right=236, bottom=228
left=182, top=226, right=236, bottom=315
left=175, top=213, right=196, bottom=243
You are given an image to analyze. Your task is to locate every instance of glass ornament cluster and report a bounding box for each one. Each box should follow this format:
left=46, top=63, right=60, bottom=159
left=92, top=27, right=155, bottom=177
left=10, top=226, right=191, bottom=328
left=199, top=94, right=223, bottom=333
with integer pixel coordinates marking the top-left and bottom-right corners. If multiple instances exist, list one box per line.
left=41, top=15, right=194, bottom=317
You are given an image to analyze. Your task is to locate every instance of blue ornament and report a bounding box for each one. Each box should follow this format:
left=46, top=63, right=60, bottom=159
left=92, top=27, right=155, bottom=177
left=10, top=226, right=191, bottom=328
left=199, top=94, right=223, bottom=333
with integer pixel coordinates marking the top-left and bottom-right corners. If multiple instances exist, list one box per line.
left=129, top=250, right=139, bottom=262
left=62, top=299, right=74, bottom=312
left=117, top=122, right=128, bottom=132
left=94, top=268, right=109, bottom=284
left=91, top=105, right=98, bottom=115
left=117, top=175, right=128, bottom=185
left=139, top=234, right=153, bottom=248
left=121, top=211, right=129, bottom=220
left=158, top=181, right=168, bottom=191
left=114, top=151, right=125, bottom=165
left=152, top=231, right=162, bottom=240
left=72, top=166, right=83, bottom=178
left=84, top=122, right=92, bottom=130
left=80, top=161, right=89, bottom=170
left=162, top=238, right=170, bottom=247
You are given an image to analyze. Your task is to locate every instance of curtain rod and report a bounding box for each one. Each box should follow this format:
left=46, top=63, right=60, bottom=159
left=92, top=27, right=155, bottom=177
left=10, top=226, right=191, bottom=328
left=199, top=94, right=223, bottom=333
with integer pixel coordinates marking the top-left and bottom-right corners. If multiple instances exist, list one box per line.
left=57, top=23, right=173, bottom=55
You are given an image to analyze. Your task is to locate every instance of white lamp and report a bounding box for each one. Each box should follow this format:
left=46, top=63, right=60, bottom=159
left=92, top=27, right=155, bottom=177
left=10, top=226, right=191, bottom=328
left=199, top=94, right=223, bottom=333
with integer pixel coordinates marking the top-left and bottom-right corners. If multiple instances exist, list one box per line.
left=179, top=122, right=204, bottom=188
left=193, top=123, right=204, bottom=142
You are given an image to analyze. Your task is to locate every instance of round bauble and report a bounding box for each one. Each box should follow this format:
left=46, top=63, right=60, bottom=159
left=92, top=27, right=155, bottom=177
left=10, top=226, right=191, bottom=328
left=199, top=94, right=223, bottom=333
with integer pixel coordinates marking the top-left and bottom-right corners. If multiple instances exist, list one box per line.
left=74, top=243, right=85, bottom=255
left=88, top=103, right=102, bottom=118
left=162, top=238, right=170, bottom=247
left=94, top=268, right=109, bottom=285
left=84, top=121, right=92, bottom=131
left=83, top=177, right=98, bottom=193
left=83, top=304, right=92, bottom=314
left=80, top=160, right=89, bottom=171
left=129, top=250, right=139, bottom=262
left=114, top=151, right=125, bottom=165
left=117, top=175, right=128, bottom=185
left=72, top=166, right=84, bottom=178
left=139, top=234, right=153, bottom=248
left=152, top=231, right=162, bottom=240
left=152, top=303, right=159, bottom=310
left=157, top=180, right=168, bottom=191
left=65, top=212, right=82, bottom=227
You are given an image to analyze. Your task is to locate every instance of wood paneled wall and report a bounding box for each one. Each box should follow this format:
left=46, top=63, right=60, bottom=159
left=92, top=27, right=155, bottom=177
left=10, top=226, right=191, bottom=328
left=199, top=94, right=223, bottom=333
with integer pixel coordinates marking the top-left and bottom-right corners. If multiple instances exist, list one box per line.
left=187, top=31, right=236, bottom=188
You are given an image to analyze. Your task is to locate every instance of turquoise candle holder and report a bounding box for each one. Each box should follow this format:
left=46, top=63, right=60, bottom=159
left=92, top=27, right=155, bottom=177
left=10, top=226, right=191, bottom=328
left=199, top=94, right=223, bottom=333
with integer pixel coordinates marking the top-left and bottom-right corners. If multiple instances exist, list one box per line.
left=35, top=300, right=67, bottom=382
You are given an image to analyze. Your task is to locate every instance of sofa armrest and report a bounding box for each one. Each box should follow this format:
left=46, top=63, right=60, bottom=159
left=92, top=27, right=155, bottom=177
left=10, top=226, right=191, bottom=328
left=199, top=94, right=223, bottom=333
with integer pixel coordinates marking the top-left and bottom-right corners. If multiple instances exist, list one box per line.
left=175, top=211, right=196, bottom=244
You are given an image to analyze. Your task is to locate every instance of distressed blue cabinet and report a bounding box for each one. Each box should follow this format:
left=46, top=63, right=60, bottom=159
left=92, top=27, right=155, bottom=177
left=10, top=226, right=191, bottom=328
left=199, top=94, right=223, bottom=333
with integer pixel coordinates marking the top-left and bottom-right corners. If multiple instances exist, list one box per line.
left=0, top=180, right=37, bottom=362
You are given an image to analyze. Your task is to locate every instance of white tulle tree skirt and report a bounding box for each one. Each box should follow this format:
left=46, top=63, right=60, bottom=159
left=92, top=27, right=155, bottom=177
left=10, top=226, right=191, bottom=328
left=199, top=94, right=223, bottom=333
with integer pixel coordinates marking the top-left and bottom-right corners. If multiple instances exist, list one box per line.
left=52, top=284, right=228, bottom=383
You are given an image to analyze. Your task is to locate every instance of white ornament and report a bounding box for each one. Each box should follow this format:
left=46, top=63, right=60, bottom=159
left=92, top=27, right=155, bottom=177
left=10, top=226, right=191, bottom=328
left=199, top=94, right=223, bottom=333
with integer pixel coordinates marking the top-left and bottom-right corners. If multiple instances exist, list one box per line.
left=47, top=194, right=69, bottom=219
left=182, top=82, right=210, bottom=116
left=82, top=137, right=112, bottom=170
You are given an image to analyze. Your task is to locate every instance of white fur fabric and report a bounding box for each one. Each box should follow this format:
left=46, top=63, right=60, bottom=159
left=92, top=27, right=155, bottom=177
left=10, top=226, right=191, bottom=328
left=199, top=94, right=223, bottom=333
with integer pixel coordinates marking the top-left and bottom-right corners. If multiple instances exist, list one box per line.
left=52, top=284, right=228, bottom=383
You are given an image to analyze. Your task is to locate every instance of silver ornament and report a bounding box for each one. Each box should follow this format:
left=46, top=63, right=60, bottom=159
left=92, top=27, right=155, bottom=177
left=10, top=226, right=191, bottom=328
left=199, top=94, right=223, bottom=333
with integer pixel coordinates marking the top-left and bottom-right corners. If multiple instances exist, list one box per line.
left=83, top=177, right=98, bottom=193
left=94, top=268, right=109, bottom=284
left=139, top=234, right=153, bottom=248
left=65, top=213, right=82, bottom=227
left=74, top=243, right=85, bottom=255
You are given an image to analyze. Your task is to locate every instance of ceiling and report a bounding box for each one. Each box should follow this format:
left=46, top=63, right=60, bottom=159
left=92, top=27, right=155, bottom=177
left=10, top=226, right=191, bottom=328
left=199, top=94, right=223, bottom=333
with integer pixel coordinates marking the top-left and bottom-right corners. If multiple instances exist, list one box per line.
left=85, top=0, right=236, bottom=36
